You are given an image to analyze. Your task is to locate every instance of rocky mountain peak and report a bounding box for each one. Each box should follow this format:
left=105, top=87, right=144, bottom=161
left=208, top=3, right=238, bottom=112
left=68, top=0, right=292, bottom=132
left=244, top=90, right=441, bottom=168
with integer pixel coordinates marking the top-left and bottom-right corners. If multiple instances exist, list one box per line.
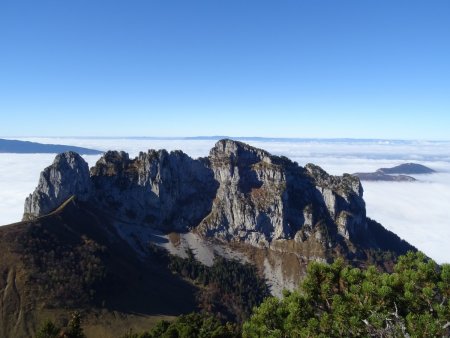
left=210, top=139, right=272, bottom=165
left=22, top=140, right=387, bottom=249
left=23, top=151, right=92, bottom=220
left=90, top=150, right=130, bottom=176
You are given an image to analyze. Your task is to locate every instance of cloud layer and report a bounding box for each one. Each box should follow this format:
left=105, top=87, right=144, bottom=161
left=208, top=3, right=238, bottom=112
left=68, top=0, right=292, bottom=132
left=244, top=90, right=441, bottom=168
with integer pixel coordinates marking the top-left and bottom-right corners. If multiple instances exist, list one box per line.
left=1, top=138, right=449, bottom=263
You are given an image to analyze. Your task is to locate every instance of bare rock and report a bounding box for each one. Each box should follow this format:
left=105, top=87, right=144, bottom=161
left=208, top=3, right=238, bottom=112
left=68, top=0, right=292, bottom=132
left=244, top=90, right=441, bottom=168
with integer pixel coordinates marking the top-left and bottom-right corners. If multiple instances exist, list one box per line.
left=22, top=140, right=371, bottom=248
left=23, top=152, right=92, bottom=220
left=199, top=140, right=367, bottom=246
left=90, top=149, right=217, bottom=231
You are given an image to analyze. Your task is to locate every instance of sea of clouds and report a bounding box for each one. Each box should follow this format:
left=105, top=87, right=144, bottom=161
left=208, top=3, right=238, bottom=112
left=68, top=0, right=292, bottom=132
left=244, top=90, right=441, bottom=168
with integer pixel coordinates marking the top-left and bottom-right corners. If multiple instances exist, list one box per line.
left=1, top=137, right=449, bottom=263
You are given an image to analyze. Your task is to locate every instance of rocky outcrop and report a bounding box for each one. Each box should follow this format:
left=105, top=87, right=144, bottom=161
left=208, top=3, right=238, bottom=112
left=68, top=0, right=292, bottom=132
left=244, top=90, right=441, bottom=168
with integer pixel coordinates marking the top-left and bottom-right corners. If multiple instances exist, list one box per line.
left=199, top=140, right=288, bottom=245
left=23, top=152, right=92, bottom=220
left=198, top=140, right=368, bottom=246
left=90, top=149, right=217, bottom=231
left=305, top=163, right=366, bottom=240
left=22, top=140, right=390, bottom=250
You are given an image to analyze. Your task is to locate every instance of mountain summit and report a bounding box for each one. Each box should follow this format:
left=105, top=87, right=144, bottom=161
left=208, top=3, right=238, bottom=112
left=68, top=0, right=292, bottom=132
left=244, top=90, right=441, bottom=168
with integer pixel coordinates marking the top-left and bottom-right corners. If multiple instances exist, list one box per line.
left=25, top=139, right=370, bottom=245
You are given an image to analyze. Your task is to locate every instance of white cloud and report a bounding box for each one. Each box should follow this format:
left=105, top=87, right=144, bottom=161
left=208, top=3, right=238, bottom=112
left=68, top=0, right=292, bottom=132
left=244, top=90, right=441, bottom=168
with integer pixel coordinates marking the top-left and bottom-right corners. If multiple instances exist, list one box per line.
left=1, top=138, right=449, bottom=263
left=363, top=175, right=450, bottom=264
left=0, top=154, right=54, bottom=225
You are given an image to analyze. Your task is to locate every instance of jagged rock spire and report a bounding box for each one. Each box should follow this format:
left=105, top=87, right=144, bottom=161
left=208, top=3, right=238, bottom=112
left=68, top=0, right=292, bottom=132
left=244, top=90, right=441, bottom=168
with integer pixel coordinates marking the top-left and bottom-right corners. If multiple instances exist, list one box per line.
left=23, top=151, right=92, bottom=220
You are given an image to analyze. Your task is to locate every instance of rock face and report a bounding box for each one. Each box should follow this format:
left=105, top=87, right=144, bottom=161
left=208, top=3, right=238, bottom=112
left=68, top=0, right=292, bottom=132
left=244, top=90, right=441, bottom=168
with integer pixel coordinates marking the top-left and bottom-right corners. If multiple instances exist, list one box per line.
left=199, top=140, right=367, bottom=246
left=90, top=149, right=217, bottom=231
left=304, top=163, right=366, bottom=241
left=23, top=152, right=92, bottom=220
left=23, top=140, right=370, bottom=248
left=200, top=140, right=289, bottom=245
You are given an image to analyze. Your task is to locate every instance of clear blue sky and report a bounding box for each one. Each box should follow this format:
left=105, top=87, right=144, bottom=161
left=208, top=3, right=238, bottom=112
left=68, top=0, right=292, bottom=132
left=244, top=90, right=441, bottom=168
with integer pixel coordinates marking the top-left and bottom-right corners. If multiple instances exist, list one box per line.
left=1, top=0, right=449, bottom=139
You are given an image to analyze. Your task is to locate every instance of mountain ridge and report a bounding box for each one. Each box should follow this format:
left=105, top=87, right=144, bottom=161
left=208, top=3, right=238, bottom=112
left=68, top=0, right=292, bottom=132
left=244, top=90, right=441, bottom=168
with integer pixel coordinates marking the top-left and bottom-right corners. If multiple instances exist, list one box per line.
left=353, top=162, right=435, bottom=181
left=377, top=162, right=435, bottom=174
left=22, top=138, right=414, bottom=292
left=0, top=139, right=415, bottom=337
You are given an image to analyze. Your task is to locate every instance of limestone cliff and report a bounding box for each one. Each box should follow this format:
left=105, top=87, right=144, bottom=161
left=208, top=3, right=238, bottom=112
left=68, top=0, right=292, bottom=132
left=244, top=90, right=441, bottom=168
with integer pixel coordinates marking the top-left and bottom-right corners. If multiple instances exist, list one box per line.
left=23, top=140, right=370, bottom=249
left=199, top=140, right=368, bottom=247
left=23, top=152, right=92, bottom=220
left=89, top=149, right=217, bottom=231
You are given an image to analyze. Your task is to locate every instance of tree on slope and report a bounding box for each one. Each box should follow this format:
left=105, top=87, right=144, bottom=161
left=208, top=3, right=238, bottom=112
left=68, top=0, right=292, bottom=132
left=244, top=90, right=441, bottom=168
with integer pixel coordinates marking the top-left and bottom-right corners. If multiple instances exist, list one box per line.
left=243, top=252, right=450, bottom=338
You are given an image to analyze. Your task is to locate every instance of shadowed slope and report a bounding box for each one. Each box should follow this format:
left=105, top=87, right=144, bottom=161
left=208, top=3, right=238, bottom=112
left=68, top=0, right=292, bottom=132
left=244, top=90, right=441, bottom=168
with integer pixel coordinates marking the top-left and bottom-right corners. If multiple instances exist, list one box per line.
left=0, top=197, right=198, bottom=338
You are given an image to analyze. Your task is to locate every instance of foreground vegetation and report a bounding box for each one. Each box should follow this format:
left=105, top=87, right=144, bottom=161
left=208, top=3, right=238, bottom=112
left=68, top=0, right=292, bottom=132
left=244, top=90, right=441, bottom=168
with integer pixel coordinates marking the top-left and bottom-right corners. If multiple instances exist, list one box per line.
left=168, top=249, right=270, bottom=322
left=37, top=251, right=450, bottom=337
left=37, top=312, right=86, bottom=338
left=243, top=251, right=450, bottom=337
left=119, top=313, right=240, bottom=338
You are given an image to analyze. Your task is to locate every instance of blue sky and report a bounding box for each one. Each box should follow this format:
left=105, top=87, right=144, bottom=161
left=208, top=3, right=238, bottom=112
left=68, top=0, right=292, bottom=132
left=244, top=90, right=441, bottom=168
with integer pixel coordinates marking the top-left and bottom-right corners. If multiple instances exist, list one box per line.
left=1, top=0, right=449, bottom=139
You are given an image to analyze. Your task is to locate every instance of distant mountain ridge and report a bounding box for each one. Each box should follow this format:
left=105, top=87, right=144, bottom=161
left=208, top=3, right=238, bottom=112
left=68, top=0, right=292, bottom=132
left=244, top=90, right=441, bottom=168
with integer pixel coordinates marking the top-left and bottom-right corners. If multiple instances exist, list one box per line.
left=354, top=162, right=435, bottom=181
left=0, top=138, right=102, bottom=155
left=353, top=172, right=416, bottom=182
left=377, top=163, right=436, bottom=174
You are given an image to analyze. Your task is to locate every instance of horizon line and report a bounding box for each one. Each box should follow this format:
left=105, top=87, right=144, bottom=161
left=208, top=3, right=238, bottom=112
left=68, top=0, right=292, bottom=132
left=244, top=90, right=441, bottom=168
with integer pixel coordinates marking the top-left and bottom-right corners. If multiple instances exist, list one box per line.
left=2, top=136, right=450, bottom=143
